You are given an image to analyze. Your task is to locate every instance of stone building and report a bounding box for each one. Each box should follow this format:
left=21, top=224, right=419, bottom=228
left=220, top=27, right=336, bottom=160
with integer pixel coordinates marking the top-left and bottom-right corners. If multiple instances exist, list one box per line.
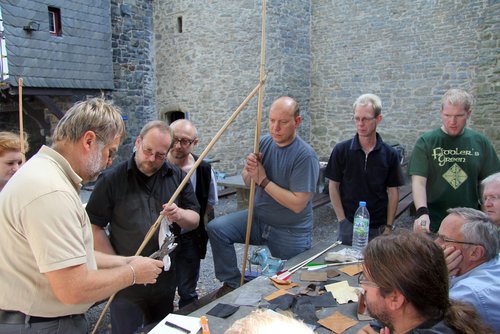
left=0, top=1, right=114, bottom=157
left=154, top=0, right=499, bottom=174
left=1, top=0, right=498, bottom=173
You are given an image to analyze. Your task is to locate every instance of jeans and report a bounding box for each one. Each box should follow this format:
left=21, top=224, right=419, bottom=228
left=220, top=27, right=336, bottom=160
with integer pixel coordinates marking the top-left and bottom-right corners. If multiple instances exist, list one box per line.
left=0, top=315, right=87, bottom=334
left=175, top=232, right=201, bottom=308
left=338, top=219, right=381, bottom=246
left=207, top=210, right=312, bottom=288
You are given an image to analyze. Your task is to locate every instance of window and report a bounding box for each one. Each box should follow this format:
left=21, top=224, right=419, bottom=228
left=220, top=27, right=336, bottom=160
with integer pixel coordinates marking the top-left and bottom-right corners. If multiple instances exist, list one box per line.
left=177, top=16, right=183, bottom=33
left=48, top=7, right=61, bottom=36
left=161, top=111, right=185, bottom=124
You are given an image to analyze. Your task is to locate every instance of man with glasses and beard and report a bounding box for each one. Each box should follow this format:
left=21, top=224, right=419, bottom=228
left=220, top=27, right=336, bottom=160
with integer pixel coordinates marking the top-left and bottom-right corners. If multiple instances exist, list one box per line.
left=357, top=232, right=493, bottom=334
left=436, top=207, right=500, bottom=332
left=86, top=120, right=200, bottom=334
left=324, top=93, right=404, bottom=245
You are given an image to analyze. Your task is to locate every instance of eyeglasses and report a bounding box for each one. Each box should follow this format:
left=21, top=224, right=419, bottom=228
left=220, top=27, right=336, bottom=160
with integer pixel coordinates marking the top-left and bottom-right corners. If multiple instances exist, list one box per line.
left=479, top=194, right=500, bottom=205
left=430, top=233, right=479, bottom=246
left=358, top=272, right=379, bottom=288
left=352, top=116, right=376, bottom=123
left=172, top=138, right=196, bottom=147
left=140, top=141, right=167, bottom=161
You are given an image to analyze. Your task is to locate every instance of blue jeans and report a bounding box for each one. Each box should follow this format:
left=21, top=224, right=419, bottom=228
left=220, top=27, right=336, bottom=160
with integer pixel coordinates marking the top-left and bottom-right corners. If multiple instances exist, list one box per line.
left=175, top=232, right=201, bottom=308
left=207, top=210, right=312, bottom=288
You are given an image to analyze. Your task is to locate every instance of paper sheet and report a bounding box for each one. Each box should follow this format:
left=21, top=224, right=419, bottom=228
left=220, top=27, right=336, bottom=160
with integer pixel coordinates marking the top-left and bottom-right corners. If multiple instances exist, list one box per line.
left=325, top=280, right=359, bottom=304
left=147, top=313, right=201, bottom=334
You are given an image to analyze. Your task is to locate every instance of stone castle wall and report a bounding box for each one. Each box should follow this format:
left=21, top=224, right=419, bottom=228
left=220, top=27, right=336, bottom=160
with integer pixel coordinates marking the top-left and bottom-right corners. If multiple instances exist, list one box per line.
left=110, top=0, right=156, bottom=159
left=154, top=0, right=312, bottom=174
left=310, top=0, right=499, bottom=161
left=112, top=0, right=499, bottom=174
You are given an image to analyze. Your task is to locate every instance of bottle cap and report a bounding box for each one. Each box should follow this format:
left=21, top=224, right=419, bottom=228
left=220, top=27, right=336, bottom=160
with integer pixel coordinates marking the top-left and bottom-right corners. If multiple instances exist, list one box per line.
left=359, top=201, right=366, bottom=206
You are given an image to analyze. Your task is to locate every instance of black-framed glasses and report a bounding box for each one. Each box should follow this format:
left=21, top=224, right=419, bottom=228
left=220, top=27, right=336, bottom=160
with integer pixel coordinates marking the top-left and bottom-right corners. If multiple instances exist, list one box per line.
left=358, top=272, right=379, bottom=288
left=140, top=141, right=167, bottom=161
left=172, top=138, right=196, bottom=147
left=430, top=233, right=479, bottom=246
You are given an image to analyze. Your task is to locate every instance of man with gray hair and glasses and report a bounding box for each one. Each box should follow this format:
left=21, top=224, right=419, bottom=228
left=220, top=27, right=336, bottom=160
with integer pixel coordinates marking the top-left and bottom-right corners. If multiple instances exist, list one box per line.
left=436, top=207, right=500, bottom=332
left=481, top=172, right=500, bottom=227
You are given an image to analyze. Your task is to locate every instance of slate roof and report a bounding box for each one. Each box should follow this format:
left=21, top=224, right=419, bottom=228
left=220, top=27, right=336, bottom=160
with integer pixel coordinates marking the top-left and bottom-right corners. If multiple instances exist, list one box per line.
left=1, top=0, right=113, bottom=90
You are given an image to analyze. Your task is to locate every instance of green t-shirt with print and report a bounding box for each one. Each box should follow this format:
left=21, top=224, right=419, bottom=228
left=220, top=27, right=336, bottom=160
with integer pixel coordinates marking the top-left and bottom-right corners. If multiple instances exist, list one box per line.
left=409, top=128, right=500, bottom=231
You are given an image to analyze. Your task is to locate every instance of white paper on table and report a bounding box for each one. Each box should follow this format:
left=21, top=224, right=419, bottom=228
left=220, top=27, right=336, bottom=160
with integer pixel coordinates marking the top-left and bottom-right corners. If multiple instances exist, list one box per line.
left=147, top=313, right=201, bottom=334
left=325, top=280, right=359, bottom=304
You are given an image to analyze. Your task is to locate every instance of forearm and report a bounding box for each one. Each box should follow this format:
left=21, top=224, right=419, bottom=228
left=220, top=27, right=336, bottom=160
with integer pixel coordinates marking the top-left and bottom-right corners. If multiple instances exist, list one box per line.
left=174, top=209, right=200, bottom=230
left=411, top=175, right=428, bottom=209
left=46, top=257, right=163, bottom=305
left=95, top=251, right=128, bottom=269
left=91, top=225, right=116, bottom=255
left=329, top=181, right=346, bottom=220
left=46, top=263, right=136, bottom=304
left=386, top=187, right=399, bottom=226
left=262, top=181, right=311, bottom=213
left=242, top=168, right=252, bottom=186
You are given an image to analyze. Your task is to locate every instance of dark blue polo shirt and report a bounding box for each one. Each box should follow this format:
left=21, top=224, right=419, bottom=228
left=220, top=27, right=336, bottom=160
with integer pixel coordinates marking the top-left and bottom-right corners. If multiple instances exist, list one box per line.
left=324, top=133, right=403, bottom=227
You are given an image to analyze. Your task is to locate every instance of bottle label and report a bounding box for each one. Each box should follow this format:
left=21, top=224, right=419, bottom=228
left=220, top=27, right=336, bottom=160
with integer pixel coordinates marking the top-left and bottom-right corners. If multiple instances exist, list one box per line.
left=353, top=218, right=369, bottom=237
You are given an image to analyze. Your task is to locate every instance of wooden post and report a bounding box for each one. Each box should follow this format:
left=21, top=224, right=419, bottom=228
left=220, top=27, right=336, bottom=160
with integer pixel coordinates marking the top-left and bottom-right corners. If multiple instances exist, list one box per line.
left=240, top=0, right=267, bottom=286
left=18, top=78, right=25, bottom=153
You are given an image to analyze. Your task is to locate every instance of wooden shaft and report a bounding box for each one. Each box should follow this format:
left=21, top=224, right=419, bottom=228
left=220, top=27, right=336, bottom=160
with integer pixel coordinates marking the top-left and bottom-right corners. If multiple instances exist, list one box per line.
left=92, top=78, right=266, bottom=334
left=18, top=78, right=24, bottom=153
left=240, top=0, right=267, bottom=286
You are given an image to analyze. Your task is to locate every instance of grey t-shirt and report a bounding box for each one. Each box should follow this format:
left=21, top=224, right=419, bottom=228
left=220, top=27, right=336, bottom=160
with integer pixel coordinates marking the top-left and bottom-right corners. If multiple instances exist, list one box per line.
left=254, top=135, right=319, bottom=233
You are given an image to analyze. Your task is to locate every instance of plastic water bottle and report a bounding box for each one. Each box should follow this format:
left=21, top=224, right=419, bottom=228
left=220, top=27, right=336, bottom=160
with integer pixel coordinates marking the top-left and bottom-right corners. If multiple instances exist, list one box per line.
left=352, top=201, right=370, bottom=259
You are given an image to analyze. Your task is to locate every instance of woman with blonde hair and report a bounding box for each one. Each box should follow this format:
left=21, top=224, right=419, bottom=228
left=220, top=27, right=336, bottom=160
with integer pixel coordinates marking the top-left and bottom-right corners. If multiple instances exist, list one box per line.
left=0, top=131, right=28, bottom=191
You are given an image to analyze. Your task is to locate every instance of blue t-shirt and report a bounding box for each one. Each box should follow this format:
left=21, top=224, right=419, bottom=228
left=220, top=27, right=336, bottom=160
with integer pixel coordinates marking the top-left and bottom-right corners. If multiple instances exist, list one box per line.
left=253, top=135, right=319, bottom=233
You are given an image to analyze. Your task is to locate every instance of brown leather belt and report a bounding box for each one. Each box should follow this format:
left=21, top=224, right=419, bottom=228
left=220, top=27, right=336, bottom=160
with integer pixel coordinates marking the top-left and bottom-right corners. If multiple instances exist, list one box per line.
left=0, top=310, right=82, bottom=325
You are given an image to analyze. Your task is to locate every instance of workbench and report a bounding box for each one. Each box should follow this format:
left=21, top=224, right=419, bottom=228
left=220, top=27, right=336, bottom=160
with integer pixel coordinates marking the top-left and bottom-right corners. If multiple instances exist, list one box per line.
left=188, top=241, right=370, bottom=333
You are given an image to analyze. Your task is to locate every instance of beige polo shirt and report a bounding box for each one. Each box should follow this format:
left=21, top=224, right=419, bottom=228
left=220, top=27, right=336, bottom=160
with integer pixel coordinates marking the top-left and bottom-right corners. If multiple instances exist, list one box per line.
left=0, top=146, right=96, bottom=316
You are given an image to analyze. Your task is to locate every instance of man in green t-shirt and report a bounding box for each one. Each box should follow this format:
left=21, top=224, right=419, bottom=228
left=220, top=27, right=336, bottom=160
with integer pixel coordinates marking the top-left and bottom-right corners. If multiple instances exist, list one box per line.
left=408, top=88, right=500, bottom=232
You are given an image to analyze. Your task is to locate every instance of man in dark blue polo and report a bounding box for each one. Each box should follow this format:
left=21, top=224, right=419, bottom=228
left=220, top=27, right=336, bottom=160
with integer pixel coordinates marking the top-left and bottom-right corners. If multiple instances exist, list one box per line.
left=325, top=94, right=404, bottom=245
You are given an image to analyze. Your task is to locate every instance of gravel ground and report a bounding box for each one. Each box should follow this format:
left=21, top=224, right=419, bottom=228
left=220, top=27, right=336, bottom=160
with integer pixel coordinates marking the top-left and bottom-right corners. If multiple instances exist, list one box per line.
left=84, top=191, right=413, bottom=333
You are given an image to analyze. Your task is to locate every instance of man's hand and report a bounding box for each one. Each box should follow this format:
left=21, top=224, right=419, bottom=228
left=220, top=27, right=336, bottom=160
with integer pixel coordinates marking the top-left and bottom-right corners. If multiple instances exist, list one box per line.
left=245, top=153, right=266, bottom=185
left=127, top=257, right=164, bottom=285
left=161, top=203, right=182, bottom=222
left=442, top=245, right=462, bottom=277
left=413, top=214, right=430, bottom=233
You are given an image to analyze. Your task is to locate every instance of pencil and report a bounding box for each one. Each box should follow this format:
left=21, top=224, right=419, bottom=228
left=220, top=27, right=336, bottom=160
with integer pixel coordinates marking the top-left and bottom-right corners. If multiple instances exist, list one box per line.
left=164, top=320, right=191, bottom=333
